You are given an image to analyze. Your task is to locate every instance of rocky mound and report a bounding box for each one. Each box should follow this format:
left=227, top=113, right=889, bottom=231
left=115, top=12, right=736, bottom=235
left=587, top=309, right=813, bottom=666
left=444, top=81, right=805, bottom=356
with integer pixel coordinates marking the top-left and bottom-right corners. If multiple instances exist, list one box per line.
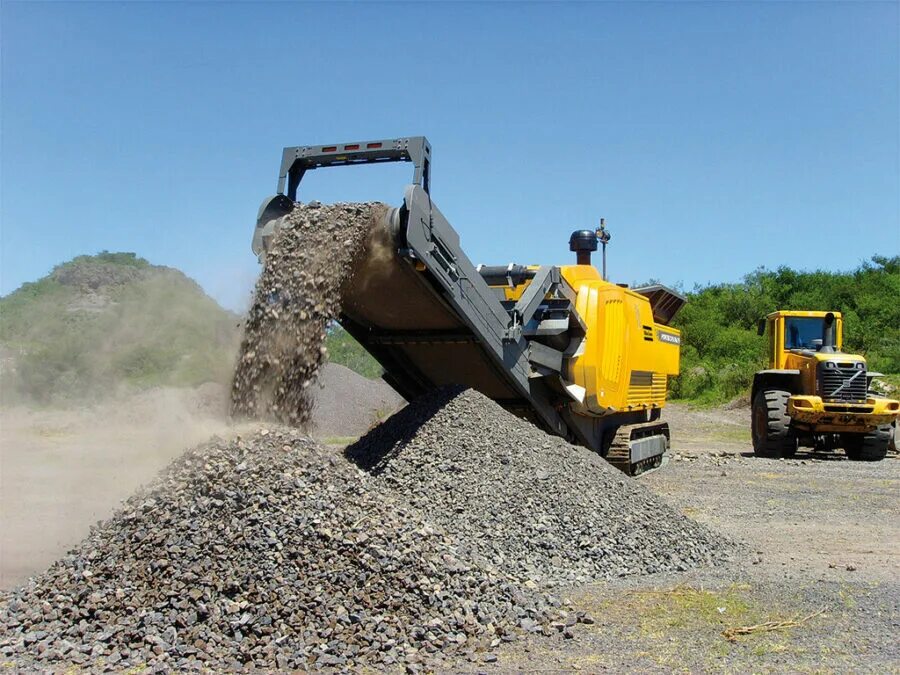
left=0, top=430, right=564, bottom=672
left=0, top=252, right=239, bottom=404
left=311, top=363, right=404, bottom=438
left=49, top=252, right=182, bottom=292
left=231, top=202, right=386, bottom=426
left=347, top=388, right=731, bottom=585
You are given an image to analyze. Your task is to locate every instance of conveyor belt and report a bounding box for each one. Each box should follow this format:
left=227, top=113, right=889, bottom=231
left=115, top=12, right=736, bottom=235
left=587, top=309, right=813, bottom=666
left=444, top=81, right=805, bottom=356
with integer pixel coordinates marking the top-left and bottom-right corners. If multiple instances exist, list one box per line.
left=340, top=213, right=525, bottom=403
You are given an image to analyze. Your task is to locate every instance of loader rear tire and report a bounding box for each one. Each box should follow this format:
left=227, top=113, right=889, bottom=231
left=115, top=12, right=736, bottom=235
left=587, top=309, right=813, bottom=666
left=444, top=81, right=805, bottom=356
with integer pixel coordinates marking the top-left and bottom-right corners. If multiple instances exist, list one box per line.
left=843, top=425, right=891, bottom=462
left=752, top=389, right=796, bottom=458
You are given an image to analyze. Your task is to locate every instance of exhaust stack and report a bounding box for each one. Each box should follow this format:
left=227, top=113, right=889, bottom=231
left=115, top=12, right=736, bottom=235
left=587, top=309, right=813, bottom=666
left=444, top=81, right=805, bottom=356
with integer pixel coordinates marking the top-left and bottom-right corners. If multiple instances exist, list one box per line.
left=569, top=229, right=598, bottom=266
left=569, top=219, right=612, bottom=279
left=822, top=312, right=836, bottom=352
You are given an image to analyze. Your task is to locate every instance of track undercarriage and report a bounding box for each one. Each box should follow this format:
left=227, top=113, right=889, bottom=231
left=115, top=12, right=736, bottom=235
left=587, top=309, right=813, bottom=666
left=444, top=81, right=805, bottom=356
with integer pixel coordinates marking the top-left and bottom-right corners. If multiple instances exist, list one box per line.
left=605, top=421, right=671, bottom=476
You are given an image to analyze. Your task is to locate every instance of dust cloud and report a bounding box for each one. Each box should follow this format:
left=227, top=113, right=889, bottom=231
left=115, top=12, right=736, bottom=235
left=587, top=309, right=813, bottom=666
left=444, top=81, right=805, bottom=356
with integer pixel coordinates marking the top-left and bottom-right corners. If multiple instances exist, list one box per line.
left=0, top=260, right=251, bottom=587
left=0, top=385, right=241, bottom=589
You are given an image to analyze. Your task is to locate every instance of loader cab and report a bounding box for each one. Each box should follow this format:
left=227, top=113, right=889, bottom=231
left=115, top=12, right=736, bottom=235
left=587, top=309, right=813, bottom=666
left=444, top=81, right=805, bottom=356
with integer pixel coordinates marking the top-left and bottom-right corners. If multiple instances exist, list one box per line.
left=759, top=311, right=844, bottom=370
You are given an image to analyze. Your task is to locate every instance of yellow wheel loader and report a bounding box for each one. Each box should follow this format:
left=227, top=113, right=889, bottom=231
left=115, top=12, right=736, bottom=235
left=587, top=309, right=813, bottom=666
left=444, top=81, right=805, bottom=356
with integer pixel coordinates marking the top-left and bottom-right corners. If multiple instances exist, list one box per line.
left=752, top=311, right=900, bottom=460
left=251, top=136, right=686, bottom=475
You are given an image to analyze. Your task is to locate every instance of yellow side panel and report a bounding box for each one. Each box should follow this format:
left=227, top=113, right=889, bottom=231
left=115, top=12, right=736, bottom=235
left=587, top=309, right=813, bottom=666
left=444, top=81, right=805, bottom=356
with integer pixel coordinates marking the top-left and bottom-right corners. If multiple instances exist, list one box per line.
left=488, top=263, right=682, bottom=417
left=601, top=299, right=624, bottom=383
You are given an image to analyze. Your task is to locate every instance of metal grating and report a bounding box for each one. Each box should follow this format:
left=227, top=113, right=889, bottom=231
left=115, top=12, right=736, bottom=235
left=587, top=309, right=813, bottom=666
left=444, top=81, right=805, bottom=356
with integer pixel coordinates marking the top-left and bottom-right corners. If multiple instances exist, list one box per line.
left=627, top=371, right=668, bottom=407
left=819, top=363, right=867, bottom=403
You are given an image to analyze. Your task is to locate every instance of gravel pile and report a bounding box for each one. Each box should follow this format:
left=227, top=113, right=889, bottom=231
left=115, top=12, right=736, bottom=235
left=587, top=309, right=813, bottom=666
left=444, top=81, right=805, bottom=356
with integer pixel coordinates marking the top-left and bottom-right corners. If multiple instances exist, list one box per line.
left=231, top=202, right=385, bottom=426
left=347, top=387, right=732, bottom=585
left=0, top=430, right=568, bottom=672
left=311, top=363, right=405, bottom=439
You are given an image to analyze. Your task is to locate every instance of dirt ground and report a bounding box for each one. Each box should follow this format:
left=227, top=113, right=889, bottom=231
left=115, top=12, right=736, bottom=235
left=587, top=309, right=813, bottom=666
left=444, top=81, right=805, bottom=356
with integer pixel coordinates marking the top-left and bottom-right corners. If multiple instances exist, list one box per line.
left=2, top=399, right=897, bottom=672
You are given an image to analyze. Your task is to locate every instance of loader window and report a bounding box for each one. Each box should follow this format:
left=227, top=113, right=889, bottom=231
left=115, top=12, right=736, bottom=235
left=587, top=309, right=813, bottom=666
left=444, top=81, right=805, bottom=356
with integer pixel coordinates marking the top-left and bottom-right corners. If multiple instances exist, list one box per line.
left=784, top=317, right=834, bottom=350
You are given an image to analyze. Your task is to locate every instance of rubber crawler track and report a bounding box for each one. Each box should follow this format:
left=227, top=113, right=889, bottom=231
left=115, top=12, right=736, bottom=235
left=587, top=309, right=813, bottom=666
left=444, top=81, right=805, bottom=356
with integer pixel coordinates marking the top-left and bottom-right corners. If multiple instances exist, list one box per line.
left=605, top=421, right=670, bottom=476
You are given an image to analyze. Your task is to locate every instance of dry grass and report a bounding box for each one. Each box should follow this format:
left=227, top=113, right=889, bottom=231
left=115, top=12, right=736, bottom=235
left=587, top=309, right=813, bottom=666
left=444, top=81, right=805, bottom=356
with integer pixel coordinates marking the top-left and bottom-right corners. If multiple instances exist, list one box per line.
left=722, top=608, right=826, bottom=642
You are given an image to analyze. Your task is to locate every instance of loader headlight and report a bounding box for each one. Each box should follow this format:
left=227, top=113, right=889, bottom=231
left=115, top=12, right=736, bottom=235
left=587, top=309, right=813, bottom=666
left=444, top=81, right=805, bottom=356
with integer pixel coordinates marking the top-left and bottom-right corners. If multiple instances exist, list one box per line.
left=855, top=362, right=864, bottom=369
left=823, top=361, right=836, bottom=369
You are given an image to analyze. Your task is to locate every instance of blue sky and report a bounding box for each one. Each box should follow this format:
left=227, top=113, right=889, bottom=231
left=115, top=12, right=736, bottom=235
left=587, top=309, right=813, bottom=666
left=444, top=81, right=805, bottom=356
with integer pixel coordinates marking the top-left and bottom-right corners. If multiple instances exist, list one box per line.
left=2, top=1, right=898, bottom=311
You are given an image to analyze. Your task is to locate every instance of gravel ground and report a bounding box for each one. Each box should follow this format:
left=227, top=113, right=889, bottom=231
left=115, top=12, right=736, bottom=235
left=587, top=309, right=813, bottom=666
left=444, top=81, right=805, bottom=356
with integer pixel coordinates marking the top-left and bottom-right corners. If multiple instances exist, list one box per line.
left=0, top=393, right=731, bottom=672
left=466, top=404, right=900, bottom=673
left=0, top=429, right=569, bottom=672
left=3, top=399, right=894, bottom=672
left=348, top=388, right=732, bottom=586
left=231, top=201, right=385, bottom=426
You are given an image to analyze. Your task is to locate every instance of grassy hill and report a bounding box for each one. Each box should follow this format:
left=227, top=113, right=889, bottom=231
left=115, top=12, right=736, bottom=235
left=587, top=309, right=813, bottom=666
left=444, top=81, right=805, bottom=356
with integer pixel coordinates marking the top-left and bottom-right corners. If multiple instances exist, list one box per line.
left=671, top=255, right=900, bottom=404
left=0, top=252, right=240, bottom=404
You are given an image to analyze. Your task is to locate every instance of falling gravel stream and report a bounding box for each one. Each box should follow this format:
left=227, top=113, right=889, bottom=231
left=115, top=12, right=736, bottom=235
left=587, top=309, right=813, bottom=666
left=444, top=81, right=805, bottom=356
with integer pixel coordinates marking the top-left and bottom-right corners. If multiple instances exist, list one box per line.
left=231, top=201, right=386, bottom=426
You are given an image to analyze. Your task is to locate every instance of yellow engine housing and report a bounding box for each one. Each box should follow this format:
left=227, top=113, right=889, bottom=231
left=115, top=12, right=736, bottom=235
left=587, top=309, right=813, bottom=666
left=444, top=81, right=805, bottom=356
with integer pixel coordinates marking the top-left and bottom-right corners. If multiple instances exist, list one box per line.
left=563, top=266, right=681, bottom=415
left=496, top=264, right=681, bottom=417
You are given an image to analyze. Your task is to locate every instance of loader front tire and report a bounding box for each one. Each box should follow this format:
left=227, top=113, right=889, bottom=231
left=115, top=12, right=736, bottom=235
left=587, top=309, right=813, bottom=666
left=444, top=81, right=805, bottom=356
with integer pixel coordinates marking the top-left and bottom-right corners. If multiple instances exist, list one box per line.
left=843, top=425, right=891, bottom=462
left=752, top=389, right=796, bottom=458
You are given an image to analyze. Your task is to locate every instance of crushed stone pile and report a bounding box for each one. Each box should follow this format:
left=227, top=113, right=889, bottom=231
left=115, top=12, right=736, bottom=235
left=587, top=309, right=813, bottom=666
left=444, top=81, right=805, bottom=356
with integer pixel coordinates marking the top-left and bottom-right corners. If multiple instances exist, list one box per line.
left=0, top=430, right=572, bottom=672
left=311, top=363, right=404, bottom=439
left=231, top=201, right=385, bottom=426
left=347, top=387, right=732, bottom=585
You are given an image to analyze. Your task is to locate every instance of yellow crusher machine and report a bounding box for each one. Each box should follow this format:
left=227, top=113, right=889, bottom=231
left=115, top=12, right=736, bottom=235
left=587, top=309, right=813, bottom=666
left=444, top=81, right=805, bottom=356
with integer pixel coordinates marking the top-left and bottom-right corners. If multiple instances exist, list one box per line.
left=253, top=136, right=686, bottom=475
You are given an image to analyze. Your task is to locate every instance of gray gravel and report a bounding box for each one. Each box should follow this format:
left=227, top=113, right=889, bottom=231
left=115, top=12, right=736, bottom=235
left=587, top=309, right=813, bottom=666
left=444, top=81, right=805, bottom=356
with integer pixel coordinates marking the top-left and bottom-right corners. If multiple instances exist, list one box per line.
left=231, top=201, right=385, bottom=426
left=477, top=422, right=900, bottom=673
left=311, top=363, right=404, bottom=439
left=347, top=387, right=733, bottom=586
left=0, top=429, right=571, bottom=672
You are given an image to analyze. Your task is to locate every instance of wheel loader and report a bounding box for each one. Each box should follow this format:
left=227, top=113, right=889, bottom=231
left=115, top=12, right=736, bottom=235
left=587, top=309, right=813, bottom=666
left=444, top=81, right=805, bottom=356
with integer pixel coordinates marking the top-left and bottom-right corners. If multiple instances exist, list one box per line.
left=251, top=136, right=686, bottom=475
left=752, top=310, right=900, bottom=460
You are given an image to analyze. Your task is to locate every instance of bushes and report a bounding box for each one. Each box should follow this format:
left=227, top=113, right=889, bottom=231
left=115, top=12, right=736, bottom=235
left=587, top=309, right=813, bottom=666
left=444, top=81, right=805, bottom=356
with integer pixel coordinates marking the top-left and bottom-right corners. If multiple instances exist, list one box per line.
left=325, top=325, right=383, bottom=379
